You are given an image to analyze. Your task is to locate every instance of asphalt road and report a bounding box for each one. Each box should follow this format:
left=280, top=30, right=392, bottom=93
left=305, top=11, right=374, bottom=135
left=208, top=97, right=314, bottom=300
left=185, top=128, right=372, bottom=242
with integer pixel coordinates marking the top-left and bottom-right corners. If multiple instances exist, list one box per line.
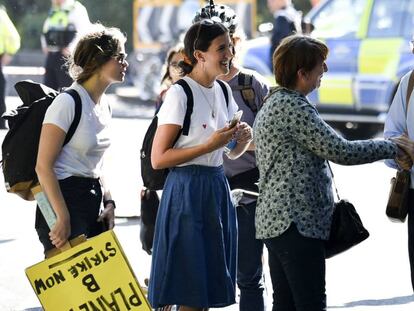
left=1, top=96, right=414, bottom=310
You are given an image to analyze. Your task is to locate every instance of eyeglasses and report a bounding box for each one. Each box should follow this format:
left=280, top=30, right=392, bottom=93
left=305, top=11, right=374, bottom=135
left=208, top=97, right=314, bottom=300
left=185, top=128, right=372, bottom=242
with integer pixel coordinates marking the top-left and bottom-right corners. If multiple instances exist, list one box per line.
left=113, top=53, right=128, bottom=64
left=169, top=61, right=180, bottom=68
left=193, top=19, right=216, bottom=51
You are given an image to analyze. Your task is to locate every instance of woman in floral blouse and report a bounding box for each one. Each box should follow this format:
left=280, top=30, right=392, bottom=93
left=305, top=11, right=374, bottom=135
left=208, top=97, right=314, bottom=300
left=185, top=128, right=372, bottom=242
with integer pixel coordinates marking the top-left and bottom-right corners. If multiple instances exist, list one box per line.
left=253, top=34, right=407, bottom=311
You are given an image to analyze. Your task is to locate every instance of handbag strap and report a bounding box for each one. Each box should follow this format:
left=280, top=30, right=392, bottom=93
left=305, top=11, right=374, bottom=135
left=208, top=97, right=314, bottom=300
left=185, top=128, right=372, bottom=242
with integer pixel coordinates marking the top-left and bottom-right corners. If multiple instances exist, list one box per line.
left=406, top=70, right=414, bottom=116
left=327, top=162, right=341, bottom=201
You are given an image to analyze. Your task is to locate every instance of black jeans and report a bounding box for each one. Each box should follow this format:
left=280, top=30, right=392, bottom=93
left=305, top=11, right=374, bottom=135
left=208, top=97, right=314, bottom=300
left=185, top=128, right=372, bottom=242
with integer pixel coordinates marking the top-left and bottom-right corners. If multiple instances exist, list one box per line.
left=0, top=61, right=6, bottom=129
left=264, top=224, right=326, bottom=311
left=35, top=176, right=103, bottom=253
left=407, top=189, right=414, bottom=291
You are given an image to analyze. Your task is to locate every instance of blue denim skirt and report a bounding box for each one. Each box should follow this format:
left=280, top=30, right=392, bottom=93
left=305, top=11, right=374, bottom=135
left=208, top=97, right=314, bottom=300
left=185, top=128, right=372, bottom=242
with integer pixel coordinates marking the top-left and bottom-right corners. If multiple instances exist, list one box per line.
left=148, top=165, right=237, bottom=308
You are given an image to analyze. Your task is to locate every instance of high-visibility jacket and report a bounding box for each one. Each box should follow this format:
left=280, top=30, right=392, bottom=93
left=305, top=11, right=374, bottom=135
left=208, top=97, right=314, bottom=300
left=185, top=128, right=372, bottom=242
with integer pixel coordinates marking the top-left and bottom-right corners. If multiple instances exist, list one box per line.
left=0, top=6, right=20, bottom=55
left=42, top=3, right=74, bottom=33
left=41, top=0, right=90, bottom=51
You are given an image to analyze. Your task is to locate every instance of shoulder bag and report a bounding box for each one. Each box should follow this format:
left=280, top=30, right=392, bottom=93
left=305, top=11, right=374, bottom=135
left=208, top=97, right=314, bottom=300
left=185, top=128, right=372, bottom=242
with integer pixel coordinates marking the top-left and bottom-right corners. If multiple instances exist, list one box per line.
left=325, top=163, right=370, bottom=258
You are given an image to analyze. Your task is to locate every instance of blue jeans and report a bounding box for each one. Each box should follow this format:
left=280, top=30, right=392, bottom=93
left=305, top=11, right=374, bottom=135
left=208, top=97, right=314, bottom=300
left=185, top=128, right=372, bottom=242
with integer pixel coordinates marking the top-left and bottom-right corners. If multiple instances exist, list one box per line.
left=264, top=224, right=326, bottom=311
left=237, top=201, right=265, bottom=311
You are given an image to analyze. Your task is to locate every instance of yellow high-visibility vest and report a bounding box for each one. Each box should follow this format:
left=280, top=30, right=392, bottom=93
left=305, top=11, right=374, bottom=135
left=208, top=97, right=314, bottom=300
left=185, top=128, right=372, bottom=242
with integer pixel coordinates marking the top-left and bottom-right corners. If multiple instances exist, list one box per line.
left=43, top=8, right=71, bottom=33
left=0, top=6, right=20, bottom=55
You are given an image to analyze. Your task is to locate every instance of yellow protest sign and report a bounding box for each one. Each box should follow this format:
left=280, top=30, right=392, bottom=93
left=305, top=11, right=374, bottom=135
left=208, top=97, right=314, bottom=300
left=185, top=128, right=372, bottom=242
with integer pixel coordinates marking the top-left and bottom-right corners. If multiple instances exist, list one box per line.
left=25, top=230, right=151, bottom=311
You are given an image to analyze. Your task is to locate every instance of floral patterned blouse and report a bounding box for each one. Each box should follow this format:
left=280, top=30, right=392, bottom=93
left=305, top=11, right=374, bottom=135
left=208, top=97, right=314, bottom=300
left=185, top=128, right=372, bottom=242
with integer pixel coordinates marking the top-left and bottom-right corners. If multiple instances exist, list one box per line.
left=253, top=87, right=397, bottom=240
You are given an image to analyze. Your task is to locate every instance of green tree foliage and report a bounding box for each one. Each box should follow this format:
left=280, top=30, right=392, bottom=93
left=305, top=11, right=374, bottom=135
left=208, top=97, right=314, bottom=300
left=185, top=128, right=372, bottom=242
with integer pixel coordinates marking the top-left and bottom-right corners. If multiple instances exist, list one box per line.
left=0, top=0, right=133, bottom=51
left=2, top=0, right=312, bottom=50
left=0, top=0, right=48, bottom=49
left=83, top=0, right=133, bottom=51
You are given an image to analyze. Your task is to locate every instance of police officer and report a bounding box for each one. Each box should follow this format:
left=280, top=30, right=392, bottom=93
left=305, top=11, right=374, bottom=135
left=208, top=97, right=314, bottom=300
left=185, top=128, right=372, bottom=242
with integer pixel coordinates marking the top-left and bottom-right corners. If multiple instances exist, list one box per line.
left=41, top=0, right=90, bottom=91
left=0, top=5, right=20, bottom=129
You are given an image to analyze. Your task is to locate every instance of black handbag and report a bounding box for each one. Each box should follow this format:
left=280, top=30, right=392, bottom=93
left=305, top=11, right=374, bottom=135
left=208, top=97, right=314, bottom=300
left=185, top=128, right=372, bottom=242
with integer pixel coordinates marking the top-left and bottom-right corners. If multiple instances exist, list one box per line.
left=325, top=199, right=370, bottom=258
left=386, top=170, right=410, bottom=222
left=325, top=163, right=370, bottom=259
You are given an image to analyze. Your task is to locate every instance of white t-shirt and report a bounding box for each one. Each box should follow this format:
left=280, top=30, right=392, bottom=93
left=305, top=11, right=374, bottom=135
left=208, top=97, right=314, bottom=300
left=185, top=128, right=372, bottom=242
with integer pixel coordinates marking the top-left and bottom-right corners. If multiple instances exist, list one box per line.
left=157, top=76, right=238, bottom=167
left=43, top=82, right=112, bottom=180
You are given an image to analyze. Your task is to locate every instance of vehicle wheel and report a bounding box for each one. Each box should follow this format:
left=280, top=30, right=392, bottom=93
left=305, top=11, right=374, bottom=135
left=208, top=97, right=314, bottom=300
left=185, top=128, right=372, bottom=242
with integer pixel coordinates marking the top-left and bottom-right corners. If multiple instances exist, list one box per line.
left=331, top=122, right=383, bottom=140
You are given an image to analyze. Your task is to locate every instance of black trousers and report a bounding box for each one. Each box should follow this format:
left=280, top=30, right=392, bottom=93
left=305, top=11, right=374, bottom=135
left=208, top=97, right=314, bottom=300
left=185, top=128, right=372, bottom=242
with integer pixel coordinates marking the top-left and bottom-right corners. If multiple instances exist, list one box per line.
left=44, top=51, right=72, bottom=91
left=264, top=224, right=326, bottom=311
left=35, top=176, right=103, bottom=253
left=0, top=61, right=6, bottom=128
left=408, top=189, right=414, bottom=291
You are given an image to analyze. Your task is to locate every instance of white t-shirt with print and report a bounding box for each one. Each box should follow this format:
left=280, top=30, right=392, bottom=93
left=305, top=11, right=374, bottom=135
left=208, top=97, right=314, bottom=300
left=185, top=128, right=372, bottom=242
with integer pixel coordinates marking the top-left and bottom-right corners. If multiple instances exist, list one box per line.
left=157, top=76, right=238, bottom=167
left=43, top=82, right=112, bottom=180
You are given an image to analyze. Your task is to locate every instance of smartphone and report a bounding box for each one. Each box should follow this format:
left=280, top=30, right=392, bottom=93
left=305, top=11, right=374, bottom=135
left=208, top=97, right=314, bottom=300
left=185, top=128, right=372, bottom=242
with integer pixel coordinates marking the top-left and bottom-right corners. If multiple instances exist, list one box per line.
left=228, top=110, right=243, bottom=129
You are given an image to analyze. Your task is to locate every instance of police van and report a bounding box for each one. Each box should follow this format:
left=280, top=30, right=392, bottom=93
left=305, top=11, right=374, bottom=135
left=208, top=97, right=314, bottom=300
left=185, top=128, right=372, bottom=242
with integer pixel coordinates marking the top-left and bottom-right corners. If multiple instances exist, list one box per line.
left=240, top=0, right=414, bottom=139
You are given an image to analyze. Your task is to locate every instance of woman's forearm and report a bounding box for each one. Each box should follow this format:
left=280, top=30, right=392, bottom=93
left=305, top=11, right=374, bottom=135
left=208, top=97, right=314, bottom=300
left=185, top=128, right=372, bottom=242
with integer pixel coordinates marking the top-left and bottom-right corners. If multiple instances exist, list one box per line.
left=152, top=143, right=210, bottom=169
left=35, top=164, right=69, bottom=221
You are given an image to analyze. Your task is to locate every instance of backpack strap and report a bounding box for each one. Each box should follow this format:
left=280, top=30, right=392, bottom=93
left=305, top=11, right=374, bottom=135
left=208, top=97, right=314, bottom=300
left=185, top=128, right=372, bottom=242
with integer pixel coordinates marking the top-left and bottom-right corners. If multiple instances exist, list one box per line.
left=63, top=89, right=82, bottom=145
left=175, top=79, right=193, bottom=136
left=232, top=72, right=257, bottom=114
left=172, top=79, right=228, bottom=136
left=216, top=79, right=229, bottom=107
left=406, top=70, right=414, bottom=117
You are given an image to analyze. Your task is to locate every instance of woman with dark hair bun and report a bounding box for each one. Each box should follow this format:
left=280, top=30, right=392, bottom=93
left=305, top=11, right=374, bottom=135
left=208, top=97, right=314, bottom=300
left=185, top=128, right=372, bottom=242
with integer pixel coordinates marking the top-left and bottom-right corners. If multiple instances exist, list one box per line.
left=35, top=23, right=128, bottom=254
left=148, top=21, right=253, bottom=311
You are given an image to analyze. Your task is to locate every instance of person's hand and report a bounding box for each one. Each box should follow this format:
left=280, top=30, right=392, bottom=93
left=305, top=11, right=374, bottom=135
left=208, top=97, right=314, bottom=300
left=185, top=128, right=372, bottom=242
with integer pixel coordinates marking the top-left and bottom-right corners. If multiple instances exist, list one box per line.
left=234, top=122, right=253, bottom=144
left=49, top=215, right=71, bottom=249
left=97, top=204, right=115, bottom=230
left=1, top=54, right=12, bottom=66
left=396, top=148, right=413, bottom=170
left=205, top=124, right=238, bottom=152
left=390, top=134, right=414, bottom=166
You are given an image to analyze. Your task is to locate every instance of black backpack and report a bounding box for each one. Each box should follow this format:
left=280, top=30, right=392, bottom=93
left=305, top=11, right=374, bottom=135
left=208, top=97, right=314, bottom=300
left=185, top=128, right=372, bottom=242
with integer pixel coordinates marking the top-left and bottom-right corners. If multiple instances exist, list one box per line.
left=1, top=80, right=81, bottom=201
left=140, top=78, right=229, bottom=191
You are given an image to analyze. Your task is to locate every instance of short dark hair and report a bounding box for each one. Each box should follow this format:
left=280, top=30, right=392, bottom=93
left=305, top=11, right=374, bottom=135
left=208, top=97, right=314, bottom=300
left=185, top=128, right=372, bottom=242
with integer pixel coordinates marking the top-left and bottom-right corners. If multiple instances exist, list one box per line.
left=179, top=21, right=228, bottom=75
left=273, top=35, right=328, bottom=89
left=67, top=23, right=127, bottom=83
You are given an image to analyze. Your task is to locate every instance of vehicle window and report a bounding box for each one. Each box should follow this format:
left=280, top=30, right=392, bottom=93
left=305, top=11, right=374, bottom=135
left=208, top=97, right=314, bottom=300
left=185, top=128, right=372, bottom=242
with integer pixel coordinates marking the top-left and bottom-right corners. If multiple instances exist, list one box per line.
left=310, top=0, right=365, bottom=39
left=368, top=0, right=408, bottom=37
